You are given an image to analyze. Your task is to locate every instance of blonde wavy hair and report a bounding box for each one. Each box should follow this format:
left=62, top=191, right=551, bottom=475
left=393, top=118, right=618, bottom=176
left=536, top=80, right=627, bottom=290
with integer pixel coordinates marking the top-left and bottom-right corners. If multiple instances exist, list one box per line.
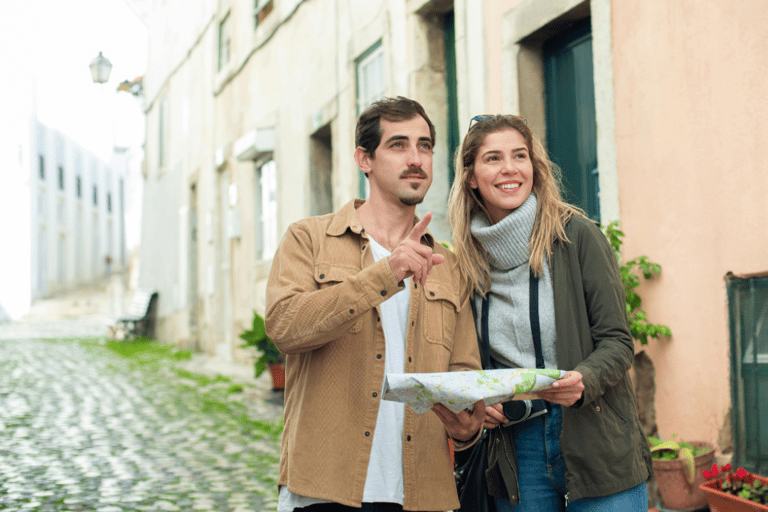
left=447, top=115, right=585, bottom=296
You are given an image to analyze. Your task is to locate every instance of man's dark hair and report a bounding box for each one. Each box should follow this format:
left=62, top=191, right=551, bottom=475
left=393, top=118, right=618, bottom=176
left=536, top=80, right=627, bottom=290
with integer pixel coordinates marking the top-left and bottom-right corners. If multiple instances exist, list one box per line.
left=355, top=96, right=436, bottom=160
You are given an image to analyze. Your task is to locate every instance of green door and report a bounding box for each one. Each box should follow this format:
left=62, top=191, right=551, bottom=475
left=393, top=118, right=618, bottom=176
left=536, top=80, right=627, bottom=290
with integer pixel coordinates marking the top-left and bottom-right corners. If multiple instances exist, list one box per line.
left=444, top=10, right=459, bottom=186
left=544, top=20, right=599, bottom=221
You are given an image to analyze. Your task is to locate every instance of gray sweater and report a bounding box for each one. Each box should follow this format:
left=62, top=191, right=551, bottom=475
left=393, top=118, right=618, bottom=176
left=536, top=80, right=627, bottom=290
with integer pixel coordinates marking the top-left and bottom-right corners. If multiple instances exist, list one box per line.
left=470, top=194, right=557, bottom=369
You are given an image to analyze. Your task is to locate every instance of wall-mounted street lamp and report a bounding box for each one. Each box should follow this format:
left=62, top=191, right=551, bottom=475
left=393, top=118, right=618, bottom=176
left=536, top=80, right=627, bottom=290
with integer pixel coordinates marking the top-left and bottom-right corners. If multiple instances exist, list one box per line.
left=89, top=52, right=113, bottom=84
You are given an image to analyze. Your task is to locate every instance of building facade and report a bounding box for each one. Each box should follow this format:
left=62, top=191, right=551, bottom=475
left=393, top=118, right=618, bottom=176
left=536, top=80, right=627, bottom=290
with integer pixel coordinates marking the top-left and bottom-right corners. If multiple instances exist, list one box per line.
left=140, top=0, right=768, bottom=473
left=0, top=116, right=130, bottom=319
left=139, top=0, right=484, bottom=361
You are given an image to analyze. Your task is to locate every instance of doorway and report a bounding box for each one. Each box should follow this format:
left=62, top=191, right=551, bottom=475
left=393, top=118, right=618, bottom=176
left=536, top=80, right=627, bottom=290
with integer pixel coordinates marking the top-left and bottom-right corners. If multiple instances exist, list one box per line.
left=544, top=20, right=599, bottom=222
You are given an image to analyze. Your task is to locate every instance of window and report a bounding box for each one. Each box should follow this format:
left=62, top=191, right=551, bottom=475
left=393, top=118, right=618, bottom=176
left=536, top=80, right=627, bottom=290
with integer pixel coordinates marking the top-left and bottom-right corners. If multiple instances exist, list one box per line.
left=39, top=155, right=45, bottom=180
left=355, top=41, right=385, bottom=198
left=256, top=159, right=277, bottom=260
left=58, top=166, right=65, bottom=190
left=310, top=124, right=333, bottom=216
left=74, top=152, right=82, bottom=198
left=91, top=162, right=99, bottom=205
left=355, top=41, right=385, bottom=116
left=727, top=273, right=768, bottom=472
left=254, top=0, right=274, bottom=29
left=158, top=97, right=168, bottom=167
left=218, top=12, right=231, bottom=71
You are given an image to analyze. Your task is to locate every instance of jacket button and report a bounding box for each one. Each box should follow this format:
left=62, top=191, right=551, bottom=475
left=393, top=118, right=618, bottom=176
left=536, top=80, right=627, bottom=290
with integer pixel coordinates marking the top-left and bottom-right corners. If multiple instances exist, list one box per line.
left=362, top=246, right=366, bottom=250
left=365, top=431, right=370, bottom=437
left=414, top=283, right=418, bottom=288
left=349, top=309, right=354, bottom=314
left=596, top=406, right=601, bottom=412
left=319, top=273, right=325, bottom=279
left=380, top=290, right=387, bottom=296
left=372, top=392, right=377, bottom=397
left=408, top=357, right=412, bottom=363
left=407, top=435, right=412, bottom=441
left=430, top=291, right=435, bottom=296
left=376, top=354, right=382, bottom=359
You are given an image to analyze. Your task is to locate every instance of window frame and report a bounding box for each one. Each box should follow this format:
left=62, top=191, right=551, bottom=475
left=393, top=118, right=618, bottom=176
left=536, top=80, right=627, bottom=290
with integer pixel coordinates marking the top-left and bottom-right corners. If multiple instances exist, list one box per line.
left=255, top=159, right=278, bottom=261
left=354, top=40, right=385, bottom=198
left=158, top=96, right=168, bottom=168
left=218, top=11, right=232, bottom=72
left=727, top=272, right=768, bottom=473
left=254, top=0, right=274, bottom=29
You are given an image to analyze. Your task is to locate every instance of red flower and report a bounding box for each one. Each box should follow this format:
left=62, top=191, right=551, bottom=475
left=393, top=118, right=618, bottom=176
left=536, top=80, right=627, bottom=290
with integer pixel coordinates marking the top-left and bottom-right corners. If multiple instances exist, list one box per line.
left=723, top=463, right=732, bottom=471
left=703, top=470, right=712, bottom=479
left=736, top=467, right=748, bottom=479
left=710, top=464, right=719, bottom=478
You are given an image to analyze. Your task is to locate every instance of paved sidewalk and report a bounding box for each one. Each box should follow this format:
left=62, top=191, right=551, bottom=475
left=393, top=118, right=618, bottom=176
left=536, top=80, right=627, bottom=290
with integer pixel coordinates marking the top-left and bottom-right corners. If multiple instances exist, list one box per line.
left=0, top=337, right=282, bottom=512
left=0, top=279, right=284, bottom=511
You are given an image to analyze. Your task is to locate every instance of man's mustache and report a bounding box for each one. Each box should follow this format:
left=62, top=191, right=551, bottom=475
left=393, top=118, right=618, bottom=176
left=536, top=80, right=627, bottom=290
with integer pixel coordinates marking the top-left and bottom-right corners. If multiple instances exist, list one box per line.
left=399, top=168, right=428, bottom=179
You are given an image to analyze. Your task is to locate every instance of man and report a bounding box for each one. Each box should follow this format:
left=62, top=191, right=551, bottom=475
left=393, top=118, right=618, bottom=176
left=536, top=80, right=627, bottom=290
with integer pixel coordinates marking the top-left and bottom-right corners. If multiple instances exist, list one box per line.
left=265, top=96, right=484, bottom=512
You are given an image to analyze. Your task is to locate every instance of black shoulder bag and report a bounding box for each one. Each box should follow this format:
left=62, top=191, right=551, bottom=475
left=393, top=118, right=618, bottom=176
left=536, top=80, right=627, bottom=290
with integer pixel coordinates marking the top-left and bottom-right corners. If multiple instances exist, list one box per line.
left=453, top=294, right=496, bottom=512
left=454, top=268, right=544, bottom=510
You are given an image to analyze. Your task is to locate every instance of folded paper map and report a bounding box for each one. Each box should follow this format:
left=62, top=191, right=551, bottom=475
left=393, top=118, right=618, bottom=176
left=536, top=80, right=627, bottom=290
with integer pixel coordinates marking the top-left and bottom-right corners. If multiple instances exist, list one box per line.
left=382, top=368, right=566, bottom=414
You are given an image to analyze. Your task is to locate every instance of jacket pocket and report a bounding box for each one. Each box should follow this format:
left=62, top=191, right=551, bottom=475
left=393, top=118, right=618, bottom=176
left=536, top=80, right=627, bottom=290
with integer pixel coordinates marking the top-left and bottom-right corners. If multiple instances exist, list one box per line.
left=423, top=282, right=459, bottom=347
left=314, top=264, right=363, bottom=334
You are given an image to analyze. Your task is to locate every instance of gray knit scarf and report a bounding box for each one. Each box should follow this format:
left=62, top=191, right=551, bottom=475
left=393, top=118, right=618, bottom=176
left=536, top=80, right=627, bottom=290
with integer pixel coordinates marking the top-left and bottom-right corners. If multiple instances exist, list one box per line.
left=470, top=194, right=558, bottom=369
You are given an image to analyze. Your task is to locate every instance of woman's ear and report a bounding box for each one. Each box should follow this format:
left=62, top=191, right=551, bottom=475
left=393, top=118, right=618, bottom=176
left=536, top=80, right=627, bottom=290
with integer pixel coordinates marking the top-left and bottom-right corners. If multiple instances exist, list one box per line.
left=467, top=170, right=478, bottom=189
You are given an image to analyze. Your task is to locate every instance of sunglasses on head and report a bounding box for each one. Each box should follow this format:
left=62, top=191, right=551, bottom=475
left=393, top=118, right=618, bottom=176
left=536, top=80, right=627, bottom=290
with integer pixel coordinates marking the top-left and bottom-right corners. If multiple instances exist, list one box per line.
left=467, top=114, right=527, bottom=131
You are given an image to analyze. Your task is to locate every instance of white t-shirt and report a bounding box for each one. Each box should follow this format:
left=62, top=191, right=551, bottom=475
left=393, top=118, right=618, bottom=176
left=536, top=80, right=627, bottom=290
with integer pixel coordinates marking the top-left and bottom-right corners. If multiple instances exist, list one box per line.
left=278, top=236, right=409, bottom=511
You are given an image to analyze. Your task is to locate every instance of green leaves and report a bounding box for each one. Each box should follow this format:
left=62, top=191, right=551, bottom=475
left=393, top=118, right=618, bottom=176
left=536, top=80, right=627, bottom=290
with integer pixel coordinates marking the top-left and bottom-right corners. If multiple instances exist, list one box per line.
left=239, top=310, right=283, bottom=377
left=648, top=435, right=711, bottom=484
left=602, top=221, right=672, bottom=345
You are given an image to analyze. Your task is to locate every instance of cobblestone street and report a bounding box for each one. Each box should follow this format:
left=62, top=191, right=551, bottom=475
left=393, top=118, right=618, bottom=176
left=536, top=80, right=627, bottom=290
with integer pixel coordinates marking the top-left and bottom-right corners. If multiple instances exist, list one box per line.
left=0, top=313, right=283, bottom=511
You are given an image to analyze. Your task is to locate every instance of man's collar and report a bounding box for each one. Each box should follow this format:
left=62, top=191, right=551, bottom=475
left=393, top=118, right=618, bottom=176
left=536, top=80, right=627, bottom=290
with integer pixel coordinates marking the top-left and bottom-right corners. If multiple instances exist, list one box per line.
left=327, top=199, right=435, bottom=247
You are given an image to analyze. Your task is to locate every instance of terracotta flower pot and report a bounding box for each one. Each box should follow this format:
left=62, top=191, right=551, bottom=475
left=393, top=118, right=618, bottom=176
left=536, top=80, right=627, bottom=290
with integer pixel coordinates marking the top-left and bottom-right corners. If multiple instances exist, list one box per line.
left=269, top=363, right=285, bottom=390
left=700, top=473, right=768, bottom=512
left=653, top=441, right=715, bottom=511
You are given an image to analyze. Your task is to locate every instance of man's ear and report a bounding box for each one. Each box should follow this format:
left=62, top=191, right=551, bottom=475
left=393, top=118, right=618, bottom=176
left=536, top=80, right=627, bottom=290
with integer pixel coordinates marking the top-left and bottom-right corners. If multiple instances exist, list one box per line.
left=354, top=147, right=372, bottom=175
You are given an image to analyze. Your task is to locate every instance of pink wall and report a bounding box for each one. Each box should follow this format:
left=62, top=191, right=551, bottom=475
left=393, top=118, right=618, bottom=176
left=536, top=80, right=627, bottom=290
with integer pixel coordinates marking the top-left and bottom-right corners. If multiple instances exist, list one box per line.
left=612, top=1, right=768, bottom=446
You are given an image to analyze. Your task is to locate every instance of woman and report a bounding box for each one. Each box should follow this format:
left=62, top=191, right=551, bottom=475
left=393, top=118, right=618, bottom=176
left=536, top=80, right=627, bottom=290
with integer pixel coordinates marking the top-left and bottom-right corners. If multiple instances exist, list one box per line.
left=447, top=115, right=652, bottom=511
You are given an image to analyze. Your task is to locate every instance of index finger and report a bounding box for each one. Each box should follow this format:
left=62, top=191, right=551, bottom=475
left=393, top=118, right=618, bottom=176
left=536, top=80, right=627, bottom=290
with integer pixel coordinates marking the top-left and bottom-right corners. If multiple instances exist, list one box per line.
left=408, top=211, right=432, bottom=241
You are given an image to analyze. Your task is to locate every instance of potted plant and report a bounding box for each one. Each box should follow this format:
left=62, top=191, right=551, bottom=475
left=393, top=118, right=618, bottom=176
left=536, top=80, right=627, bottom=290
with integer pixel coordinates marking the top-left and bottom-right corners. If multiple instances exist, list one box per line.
left=239, top=310, right=285, bottom=390
left=649, top=434, right=715, bottom=511
left=700, top=463, right=768, bottom=511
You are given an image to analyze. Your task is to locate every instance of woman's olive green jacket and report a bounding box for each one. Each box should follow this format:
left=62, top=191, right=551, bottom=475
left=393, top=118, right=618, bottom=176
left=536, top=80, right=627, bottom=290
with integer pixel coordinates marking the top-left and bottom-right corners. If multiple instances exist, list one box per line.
left=486, top=215, right=653, bottom=504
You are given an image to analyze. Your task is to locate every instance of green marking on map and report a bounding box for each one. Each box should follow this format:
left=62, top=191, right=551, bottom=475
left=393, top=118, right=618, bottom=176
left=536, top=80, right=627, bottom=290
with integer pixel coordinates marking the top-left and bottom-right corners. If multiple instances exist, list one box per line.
left=536, top=369, right=563, bottom=379
left=513, top=372, right=536, bottom=393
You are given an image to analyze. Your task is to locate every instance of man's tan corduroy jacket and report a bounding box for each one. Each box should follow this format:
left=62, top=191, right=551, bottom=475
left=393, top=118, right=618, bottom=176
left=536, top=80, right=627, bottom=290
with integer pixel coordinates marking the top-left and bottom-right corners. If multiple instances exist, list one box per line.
left=265, top=200, right=482, bottom=511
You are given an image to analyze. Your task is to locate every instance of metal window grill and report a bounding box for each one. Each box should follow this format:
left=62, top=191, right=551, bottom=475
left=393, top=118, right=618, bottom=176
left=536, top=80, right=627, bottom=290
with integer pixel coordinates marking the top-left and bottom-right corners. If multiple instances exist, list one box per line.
left=727, top=273, right=768, bottom=473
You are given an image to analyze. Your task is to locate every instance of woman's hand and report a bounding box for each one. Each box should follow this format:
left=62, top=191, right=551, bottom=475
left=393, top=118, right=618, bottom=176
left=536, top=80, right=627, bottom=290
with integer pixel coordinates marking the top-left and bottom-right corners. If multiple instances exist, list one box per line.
left=537, top=370, right=584, bottom=407
left=432, top=399, right=485, bottom=442
left=484, top=403, right=507, bottom=429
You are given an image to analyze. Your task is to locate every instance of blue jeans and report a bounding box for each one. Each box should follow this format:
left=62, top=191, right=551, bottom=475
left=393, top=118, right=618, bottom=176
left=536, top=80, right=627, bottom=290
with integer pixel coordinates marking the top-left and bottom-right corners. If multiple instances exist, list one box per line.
left=494, top=406, right=647, bottom=512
